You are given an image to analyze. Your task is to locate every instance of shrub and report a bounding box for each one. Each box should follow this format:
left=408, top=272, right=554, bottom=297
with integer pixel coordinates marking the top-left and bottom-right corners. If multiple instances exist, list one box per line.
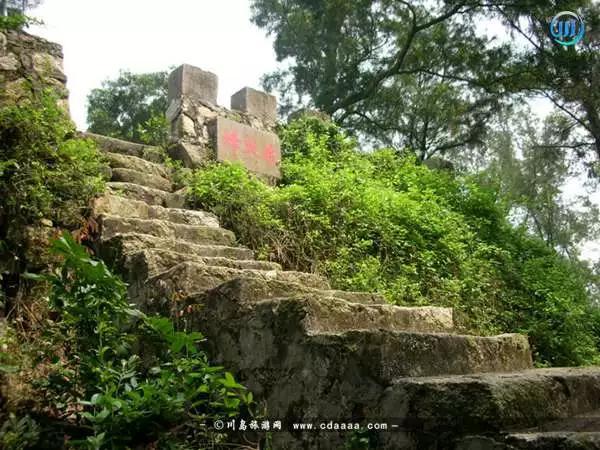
left=7, top=234, right=250, bottom=449
left=185, top=115, right=600, bottom=366
left=0, top=92, right=105, bottom=272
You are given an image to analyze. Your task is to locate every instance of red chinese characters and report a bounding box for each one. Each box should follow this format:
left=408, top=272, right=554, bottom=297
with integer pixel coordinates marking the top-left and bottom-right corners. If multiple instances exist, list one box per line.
left=262, top=144, right=277, bottom=165
left=216, top=117, right=281, bottom=178
left=243, top=137, right=258, bottom=157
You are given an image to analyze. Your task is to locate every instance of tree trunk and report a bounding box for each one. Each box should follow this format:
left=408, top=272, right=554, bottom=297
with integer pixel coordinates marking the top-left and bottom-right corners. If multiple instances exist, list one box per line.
left=1, top=0, right=8, bottom=17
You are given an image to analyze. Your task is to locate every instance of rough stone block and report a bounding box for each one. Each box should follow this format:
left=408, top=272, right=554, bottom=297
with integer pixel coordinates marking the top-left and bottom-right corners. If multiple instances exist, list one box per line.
left=32, top=52, right=66, bottom=81
left=170, top=113, right=197, bottom=139
left=0, top=54, right=19, bottom=71
left=0, top=32, right=6, bottom=56
left=168, top=64, right=218, bottom=105
left=231, top=87, right=277, bottom=122
left=211, top=116, right=281, bottom=178
left=168, top=142, right=212, bottom=168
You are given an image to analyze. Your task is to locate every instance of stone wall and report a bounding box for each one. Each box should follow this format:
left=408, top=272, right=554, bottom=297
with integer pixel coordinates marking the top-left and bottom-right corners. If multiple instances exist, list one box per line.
left=0, top=30, right=68, bottom=110
left=167, top=64, right=282, bottom=180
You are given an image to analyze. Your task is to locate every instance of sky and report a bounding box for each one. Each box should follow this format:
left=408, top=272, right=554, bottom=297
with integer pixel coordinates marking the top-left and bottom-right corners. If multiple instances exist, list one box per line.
left=28, top=0, right=599, bottom=263
left=29, top=0, right=279, bottom=129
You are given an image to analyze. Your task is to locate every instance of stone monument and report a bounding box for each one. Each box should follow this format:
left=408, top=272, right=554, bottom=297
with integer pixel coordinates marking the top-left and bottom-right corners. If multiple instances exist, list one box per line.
left=166, top=64, right=281, bottom=180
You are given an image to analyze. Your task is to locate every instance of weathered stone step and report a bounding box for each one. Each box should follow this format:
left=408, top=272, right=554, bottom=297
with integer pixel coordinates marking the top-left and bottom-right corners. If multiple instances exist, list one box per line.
left=295, top=297, right=453, bottom=334
left=457, top=408, right=600, bottom=449
left=82, top=132, right=165, bottom=163
left=374, top=367, right=600, bottom=448
left=98, top=215, right=235, bottom=246
left=185, top=278, right=453, bottom=333
left=101, top=232, right=254, bottom=261
left=188, top=277, right=387, bottom=309
left=459, top=431, right=600, bottom=450
left=114, top=248, right=283, bottom=284
left=140, top=261, right=330, bottom=306
left=111, top=168, right=172, bottom=192
left=191, top=285, right=531, bottom=426
left=305, top=330, right=532, bottom=380
left=497, top=432, right=600, bottom=449
left=93, top=195, right=218, bottom=228
left=105, top=152, right=170, bottom=179
left=107, top=182, right=185, bottom=208
left=323, top=290, right=387, bottom=305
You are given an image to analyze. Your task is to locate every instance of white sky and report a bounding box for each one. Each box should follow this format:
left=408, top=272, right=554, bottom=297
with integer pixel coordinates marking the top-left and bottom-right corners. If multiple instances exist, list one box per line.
left=28, top=0, right=599, bottom=263
left=29, top=0, right=278, bottom=129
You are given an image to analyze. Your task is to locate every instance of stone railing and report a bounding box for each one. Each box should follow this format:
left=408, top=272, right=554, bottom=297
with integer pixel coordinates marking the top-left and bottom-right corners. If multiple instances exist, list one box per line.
left=166, top=64, right=282, bottom=180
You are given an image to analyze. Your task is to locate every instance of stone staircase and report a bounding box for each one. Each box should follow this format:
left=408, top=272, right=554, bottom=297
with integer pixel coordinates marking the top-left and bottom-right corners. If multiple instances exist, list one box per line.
left=86, top=133, right=600, bottom=449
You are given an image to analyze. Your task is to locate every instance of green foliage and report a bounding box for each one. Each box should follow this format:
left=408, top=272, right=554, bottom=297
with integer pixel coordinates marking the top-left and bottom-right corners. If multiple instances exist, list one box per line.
left=86, top=71, right=169, bottom=146
left=480, top=109, right=600, bottom=258
left=186, top=116, right=600, bottom=366
left=252, top=0, right=599, bottom=166
left=16, top=233, right=249, bottom=449
left=0, top=14, right=29, bottom=30
left=251, top=0, right=511, bottom=159
left=0, top=91, right=105, bottom=272
left=0, top=414, right=40, bottom=450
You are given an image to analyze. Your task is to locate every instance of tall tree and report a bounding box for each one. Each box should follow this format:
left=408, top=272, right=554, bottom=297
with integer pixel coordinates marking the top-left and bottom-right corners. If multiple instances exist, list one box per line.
left=251, top=0, right=599, bottom=167
left=252, top=0, right=516, bottom=159
left=491, top=1, right=600, bottom=174
left=1, top=0, right=42, bottom=16
left=86, top=70, right=169, bottom=146
left=482, top=108, right=599, bottom=259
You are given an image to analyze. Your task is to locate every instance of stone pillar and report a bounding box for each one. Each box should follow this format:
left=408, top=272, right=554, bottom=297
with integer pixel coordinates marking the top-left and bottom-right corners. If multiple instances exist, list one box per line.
left=167, top=64, right=220, bottom=167
left=0, top=30, right=69, bottom=112
left=166, top=64, right=282, bottom=181
left=231, top=87, right=277, bottom=123
left=168, top=64, right=218, bottom=106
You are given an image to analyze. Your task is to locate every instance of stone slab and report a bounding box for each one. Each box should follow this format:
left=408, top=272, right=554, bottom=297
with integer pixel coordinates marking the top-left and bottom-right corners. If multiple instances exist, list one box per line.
left=168, top=64, right=218, bottom=105
left=211, top=116, right=281, bottom=178
left=167, top=142, right=211, bottom=168
left=231, top=87, right=277, bottom=122
left=93, top=195, right=219, bottom=227
left=99, top=233, right=255, bottom=264
left=374, top=367, right=600, bottom=449
left=106, top=182, right=183, bottom=208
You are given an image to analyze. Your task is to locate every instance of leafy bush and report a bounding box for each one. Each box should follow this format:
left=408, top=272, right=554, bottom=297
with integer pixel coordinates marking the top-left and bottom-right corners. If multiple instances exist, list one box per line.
left=185, top=116, right=600, bottom=366
left=0, top=414, right=40, bottom=450
left=0, top=92, right=105, bottom=272
left=6, top=234, right=249, bottom=449
left=0, top=14, right=38, bottom=31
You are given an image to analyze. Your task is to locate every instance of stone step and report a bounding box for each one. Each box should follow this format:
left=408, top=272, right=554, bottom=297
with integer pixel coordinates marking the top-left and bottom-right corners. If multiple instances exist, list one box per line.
left=191, top=287, right=531, bottom=420
left=107, top=182, right=184, bottom=208
left=459, top=431, right=600, bottom=450
left=374, top=367, right=600, bottom=448
left=500, top=432, right=600, bottom=450
left=111, top=168, right=172, bottom=192
left=139, top=261, right=330, bottom=306
left=105, top=152, right=170, bottom=179
left=113, top=248, right=283, bottom=283
left=98, top=215, right=235, bottom=246
left=323, top=290, right=386, bottom=305
left=185, top=278, right=453, bottom=333
left=457, top=408, right=600, bottom=449
left=304, top=330, right=532, bottom=380
left=93, top=194, right=218, bottom=228
left=187, top=277, right=387, bottom=309
left=100, top=232, right=255, bottom=261
left=82, top=132, right=165, bottom=163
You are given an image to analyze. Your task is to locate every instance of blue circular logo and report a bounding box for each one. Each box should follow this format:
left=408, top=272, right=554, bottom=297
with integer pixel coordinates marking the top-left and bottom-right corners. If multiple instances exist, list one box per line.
left=550, top=11, right=585, bottom=46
